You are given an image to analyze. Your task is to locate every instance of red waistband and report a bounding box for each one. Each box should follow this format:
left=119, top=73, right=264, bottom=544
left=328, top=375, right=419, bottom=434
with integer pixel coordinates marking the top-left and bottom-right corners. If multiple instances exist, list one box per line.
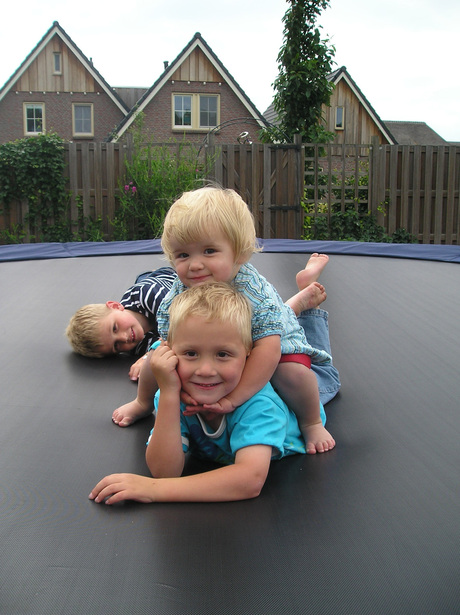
left=279, top=353, right=311, bottom=369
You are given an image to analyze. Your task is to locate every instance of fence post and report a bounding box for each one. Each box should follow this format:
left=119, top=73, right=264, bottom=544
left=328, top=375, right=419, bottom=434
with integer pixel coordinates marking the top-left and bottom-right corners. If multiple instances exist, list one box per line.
left=263, top=144, right=272, bottom=239
left=369, top=136, right=379, bottom=218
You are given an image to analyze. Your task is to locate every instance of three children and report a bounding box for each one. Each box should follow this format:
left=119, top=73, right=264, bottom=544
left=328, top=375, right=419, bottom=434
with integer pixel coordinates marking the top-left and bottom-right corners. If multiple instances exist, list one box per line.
left=111, top=186, right=335, bottom=455
left=89, top=283, right=330, bottom=504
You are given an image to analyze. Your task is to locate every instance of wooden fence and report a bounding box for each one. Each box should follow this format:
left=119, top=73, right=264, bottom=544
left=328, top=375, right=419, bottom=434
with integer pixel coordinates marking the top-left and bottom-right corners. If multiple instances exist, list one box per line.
left=303, top=140, right=460, bottom=244
left=1, top=138, right=459, bottom=244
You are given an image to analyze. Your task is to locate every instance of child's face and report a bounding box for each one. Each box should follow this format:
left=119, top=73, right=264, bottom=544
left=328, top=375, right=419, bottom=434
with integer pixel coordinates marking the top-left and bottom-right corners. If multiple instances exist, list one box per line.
left=97, top=302, right=145, bottom=355
left=169, top=229, right=241, bottom=288
left=171, top=315, right=248, bottom=406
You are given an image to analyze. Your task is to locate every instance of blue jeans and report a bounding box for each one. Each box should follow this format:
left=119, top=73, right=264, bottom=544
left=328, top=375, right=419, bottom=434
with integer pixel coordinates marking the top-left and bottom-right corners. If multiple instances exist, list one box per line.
left=298, top=309, right=341, bottom=405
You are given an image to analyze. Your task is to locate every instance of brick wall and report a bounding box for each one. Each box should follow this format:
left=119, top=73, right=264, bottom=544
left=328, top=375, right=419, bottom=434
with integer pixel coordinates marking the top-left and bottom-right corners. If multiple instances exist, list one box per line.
left=139, top=81, right=263, bottom=144
left=0, top=91, right=125, bottom=143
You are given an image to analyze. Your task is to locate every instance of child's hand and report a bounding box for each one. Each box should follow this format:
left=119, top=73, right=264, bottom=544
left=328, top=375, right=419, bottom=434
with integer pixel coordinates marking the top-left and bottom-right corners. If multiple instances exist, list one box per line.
left=183, top=396, right=236, bottom=416
left=180, top=390, right=199, bottom=408
left=150, top=342, right=181, bottom=392
left=128, top=356, right=145, bottom=381
left=89, top=473, right=156, bottom=505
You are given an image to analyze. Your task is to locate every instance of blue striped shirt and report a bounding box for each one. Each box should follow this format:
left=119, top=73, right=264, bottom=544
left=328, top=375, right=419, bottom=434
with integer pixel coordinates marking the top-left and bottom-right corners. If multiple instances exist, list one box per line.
left=120, top=267, right=176, bottom=355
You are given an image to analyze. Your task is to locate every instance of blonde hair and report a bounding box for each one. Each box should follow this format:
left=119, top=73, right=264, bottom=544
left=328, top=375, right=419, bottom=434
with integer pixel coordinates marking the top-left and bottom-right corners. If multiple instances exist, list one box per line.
left=168, top=283, right=253, bottom=354
left=161, top=186, right=262, bottom=264
left=66, top=304, right=111, bottom=358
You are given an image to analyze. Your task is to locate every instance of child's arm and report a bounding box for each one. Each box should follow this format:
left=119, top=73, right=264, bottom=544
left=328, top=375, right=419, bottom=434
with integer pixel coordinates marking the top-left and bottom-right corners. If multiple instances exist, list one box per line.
left=145, top=343, right=185, bottom=478
left=185, top=335, right=281, bottom=416
left=89, top=444, right=272, bottom=504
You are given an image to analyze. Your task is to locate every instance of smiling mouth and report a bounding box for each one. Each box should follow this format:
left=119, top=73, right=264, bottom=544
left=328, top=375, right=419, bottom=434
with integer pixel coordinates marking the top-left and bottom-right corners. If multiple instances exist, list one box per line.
left=192, top=382, right=220, bottom=388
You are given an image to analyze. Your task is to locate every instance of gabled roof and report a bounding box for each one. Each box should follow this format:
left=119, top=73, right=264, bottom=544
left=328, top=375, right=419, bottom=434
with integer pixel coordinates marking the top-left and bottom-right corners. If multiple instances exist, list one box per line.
left=329, top=67, right=396, bottom=144
left=263, top=66, right=397, bottom=145
left=0, top=21, right=129, bottom=113
left=112, top=32, right=267, bottom=141
left=382, top=121, right=447, bottom=145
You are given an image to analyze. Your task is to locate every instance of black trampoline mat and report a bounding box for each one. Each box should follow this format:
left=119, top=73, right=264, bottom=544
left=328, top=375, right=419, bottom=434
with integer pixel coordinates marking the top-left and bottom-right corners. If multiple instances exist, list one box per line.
left=0, top=248, right=459, bottom=615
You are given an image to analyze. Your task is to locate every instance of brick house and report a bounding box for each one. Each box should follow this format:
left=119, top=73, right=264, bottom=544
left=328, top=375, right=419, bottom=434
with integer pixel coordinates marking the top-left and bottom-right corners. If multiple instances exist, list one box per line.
left=110, top=32, right=267, bottom=145
left=0, top=22, right=129, bottom=144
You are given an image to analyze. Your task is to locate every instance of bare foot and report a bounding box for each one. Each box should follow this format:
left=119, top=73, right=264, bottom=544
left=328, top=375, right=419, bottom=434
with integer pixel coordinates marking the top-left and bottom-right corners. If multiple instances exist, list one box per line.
left=286, top=282, right=326, bottom=316
left=112, top=399, right=152, bottom=427
left=302, top=422, right=336, bottom=455
left=296, top=253, right=329, bottom=290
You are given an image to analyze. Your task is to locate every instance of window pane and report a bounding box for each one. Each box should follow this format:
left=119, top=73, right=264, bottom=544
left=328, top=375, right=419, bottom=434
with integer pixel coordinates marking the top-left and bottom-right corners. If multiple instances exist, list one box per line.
left=74, top=105, right=92, bottom=133
left=200, top=96, right=217, bottom=127
left=174, top=95, right=192, bottom=126
left=54, top=53, right=61, bottom=73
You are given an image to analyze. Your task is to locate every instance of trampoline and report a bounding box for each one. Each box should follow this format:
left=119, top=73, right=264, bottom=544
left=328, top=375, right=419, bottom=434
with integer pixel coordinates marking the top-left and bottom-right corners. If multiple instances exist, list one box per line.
left=0, top=239, right=459, bottom=615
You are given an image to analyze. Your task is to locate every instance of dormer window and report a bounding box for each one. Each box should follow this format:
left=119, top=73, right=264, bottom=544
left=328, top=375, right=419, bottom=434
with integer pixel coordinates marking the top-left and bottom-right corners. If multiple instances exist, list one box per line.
left=335, top=107, right=344, bottom=130
left=53, top=52, right=62, bottom=75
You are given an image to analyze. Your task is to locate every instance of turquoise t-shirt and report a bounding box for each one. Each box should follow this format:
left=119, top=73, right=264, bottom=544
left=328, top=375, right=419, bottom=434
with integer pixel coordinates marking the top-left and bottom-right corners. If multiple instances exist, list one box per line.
left=152, top=382, right=327, bottom=465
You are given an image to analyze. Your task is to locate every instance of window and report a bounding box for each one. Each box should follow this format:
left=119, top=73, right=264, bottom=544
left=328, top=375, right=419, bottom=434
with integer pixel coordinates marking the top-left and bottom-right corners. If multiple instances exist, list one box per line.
left=335, top=107, right=344, bottom=130
left=72, top=103, right=94, bottom=137
left=173, top=94, right=219, bottom=130
left=53, top=52, right=62, bottom=74
left=24, top=103, right=45, bottom=135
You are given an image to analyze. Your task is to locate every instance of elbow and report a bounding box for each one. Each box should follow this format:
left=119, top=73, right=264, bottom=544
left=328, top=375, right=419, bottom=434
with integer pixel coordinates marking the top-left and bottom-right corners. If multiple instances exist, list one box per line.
left=145, top=450, right=184, bottom=478
left=241, top=475, right=267, bottom=500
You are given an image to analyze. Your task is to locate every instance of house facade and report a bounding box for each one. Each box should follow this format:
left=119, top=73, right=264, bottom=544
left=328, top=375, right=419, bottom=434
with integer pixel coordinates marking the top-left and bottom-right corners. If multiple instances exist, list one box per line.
left=264, top=66, right=397, bottom=145
left=110, top=33, right=267, bottom=145
left=0, top=22, right=129, bottom=144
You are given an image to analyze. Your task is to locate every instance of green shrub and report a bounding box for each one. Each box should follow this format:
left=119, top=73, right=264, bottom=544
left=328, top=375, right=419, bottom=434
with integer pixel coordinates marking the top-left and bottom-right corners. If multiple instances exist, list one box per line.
left=112, top=117, right=211, bottom=241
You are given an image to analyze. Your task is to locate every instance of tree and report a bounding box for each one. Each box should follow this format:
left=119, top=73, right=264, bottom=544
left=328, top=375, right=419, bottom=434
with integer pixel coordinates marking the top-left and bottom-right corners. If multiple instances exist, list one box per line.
left=270, top=0, right=336, bottom=143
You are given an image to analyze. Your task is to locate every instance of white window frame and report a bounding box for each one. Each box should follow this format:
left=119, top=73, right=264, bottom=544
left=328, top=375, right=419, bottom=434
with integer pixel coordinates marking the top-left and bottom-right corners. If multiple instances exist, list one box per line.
left=335, top=106, right=345, bottom=130
left=53, top=52, right=62, bottom=75
left=72, top=103, right=94, bottom=138
left=172, top=93, right=220, bottom=131
left=24, top=103, right=45, bottom=135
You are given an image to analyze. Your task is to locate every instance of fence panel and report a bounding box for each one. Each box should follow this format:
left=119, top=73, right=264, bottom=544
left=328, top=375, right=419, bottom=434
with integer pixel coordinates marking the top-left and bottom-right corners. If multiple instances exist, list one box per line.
left=369, top=143, right=460, bottom=244
left=207, top=140, right=304, bottom=239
